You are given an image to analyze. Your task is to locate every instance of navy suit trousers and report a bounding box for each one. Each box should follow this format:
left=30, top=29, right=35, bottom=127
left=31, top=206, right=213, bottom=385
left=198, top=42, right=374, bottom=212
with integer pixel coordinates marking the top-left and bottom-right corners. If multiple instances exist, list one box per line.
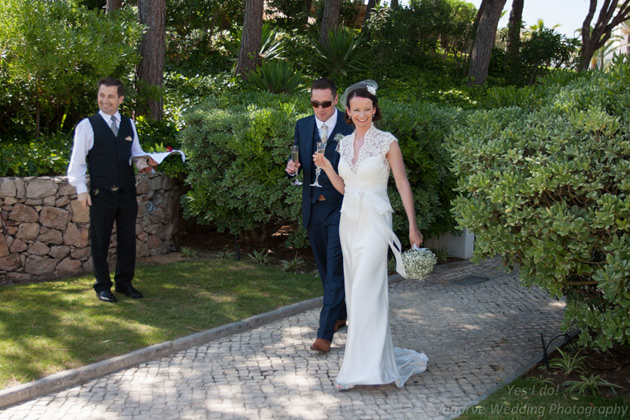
left=307, top=200, right=347, bottom=341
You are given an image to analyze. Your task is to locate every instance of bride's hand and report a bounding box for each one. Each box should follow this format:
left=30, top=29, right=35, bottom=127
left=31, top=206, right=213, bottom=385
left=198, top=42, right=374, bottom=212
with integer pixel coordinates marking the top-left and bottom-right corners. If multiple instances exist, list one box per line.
left=313, top=153, right=331, bottom=170
left=409, top=227, right=423, bottom=248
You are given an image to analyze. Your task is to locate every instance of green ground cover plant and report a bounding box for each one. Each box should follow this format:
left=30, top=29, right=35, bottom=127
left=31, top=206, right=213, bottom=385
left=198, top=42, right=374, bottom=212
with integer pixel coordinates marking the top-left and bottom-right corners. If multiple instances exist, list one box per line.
left=455, top=376, right=629, bottom=420
left=0, top=257, right=321, bottom=390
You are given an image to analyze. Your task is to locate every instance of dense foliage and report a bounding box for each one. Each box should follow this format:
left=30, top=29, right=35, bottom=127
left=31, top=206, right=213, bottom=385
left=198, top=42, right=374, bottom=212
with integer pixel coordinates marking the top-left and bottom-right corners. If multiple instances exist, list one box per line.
left=450, top=56, right=630, bottom=349
left=0, top=0, right=144, bottom=140
left=180, top=91, right=459, bottom=246
left=179, top=92, right=306, bottom=245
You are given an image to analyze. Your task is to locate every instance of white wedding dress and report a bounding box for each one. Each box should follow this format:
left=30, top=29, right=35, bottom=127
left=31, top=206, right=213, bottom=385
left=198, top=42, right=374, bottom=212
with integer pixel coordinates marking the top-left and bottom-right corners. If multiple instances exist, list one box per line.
left=335, top=124, right=428, bottom=388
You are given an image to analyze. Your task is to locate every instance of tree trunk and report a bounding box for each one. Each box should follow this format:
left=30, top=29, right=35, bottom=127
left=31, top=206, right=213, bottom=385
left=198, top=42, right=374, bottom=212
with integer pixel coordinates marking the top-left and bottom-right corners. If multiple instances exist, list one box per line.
left=578, top=0, right=630, bottom=71
left=320, top=0, right=342, bottom=45
left=235, top=0, right=264, bottom=76
left=506, top=0, right=524, bottom=83
left=467, top=0, right=508, bottom=86
left=390, top=0, right=399, bottom=8
left=106, top=0, right=123, bottom=13
left=137, top=0, right=166, bottom=121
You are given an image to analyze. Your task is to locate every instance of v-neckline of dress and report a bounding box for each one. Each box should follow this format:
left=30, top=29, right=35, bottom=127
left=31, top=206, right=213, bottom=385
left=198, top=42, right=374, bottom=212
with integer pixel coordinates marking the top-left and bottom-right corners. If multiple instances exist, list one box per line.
left=348, top=124, right=374, bottom=171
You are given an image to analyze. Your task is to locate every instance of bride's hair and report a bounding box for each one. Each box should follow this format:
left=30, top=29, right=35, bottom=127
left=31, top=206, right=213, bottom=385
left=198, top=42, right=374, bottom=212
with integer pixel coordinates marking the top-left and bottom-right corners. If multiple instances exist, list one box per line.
left=344, top=88, right=382, bottom=125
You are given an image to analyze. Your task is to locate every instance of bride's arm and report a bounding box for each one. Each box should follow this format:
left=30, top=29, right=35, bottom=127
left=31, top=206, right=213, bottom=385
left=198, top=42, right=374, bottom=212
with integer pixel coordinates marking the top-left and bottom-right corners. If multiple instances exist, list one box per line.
left=387, top=141, right=423, bottom=247
left=313, top=153, right=345, bottom=194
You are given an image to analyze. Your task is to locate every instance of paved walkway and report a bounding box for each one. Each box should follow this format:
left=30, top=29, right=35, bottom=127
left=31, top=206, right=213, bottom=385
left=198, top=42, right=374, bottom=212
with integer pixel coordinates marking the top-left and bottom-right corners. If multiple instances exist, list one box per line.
left=0, top=259, right=566, bottom=420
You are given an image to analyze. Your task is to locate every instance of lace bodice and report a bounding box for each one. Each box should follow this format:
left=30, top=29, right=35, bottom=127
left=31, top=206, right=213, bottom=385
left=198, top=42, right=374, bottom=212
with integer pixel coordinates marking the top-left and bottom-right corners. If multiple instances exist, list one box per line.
left=338, top=124, right=397, bottom=191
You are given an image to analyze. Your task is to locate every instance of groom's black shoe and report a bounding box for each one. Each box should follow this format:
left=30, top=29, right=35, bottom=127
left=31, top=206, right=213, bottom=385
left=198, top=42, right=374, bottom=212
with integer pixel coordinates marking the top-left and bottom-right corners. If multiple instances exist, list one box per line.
left=115, top=286, right=144, bottom=299
left=97, top=290, right=118, bottom=303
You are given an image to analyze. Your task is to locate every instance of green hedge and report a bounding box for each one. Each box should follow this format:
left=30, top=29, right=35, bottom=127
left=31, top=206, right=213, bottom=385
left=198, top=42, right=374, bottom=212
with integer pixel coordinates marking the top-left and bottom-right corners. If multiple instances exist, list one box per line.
left=179, top=92, right=306, bottom=246
left=450, top=56, right=630, bottom=349
left=179, top=91, right=460, bottom=247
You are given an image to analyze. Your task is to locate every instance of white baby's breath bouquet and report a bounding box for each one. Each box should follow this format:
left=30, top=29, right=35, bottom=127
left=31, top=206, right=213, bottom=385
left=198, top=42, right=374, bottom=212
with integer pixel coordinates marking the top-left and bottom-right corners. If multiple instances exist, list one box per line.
left=401, top=246, right=437, bottom=281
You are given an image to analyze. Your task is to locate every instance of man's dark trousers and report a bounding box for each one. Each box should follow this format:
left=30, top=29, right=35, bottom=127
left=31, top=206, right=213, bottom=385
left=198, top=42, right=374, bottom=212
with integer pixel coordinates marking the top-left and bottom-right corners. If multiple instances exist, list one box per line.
left=308, top=201, right=345, bottom=341
left=294, top=112, right=353, bottom=342
left=90, top=187, right=137, bottom=293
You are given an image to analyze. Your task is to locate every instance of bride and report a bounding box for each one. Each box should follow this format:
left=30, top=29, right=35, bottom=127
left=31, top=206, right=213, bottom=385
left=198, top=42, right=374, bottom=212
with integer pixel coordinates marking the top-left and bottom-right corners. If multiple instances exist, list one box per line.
left=314, top=80, right=428, bottom=390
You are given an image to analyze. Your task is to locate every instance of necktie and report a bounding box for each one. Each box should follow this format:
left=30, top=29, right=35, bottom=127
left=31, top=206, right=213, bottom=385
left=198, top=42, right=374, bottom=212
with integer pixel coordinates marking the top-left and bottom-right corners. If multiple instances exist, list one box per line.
left=110, top=116, right=118, bottom=136
left=321, top=124, right=328, bottom=143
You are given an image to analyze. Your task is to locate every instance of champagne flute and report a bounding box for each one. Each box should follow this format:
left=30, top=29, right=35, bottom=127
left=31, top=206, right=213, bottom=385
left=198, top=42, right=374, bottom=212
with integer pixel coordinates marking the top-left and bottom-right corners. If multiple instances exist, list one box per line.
left=290, top=145, right=302, bottom=185
left=310, top=141, right=326, bottom=187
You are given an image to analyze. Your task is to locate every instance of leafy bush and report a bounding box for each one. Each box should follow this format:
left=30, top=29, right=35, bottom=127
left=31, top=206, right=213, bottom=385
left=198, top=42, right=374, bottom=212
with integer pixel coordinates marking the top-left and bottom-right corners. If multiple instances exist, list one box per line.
left=517, top=28, right=579, bottom=85
left=379, top=99, right=461, bottom=239
left=165, top=0, right=243, bottom=73
left=0, top=0, right=144, bottom=139
left=366, top=1, right=476, bottom=71
left=179, top=92, right=307, bottom=244
left=450, top=56, right=630, bottom=349
left=0, top=133, right=70, bottom=177
left=180, top=91, right=459, bottom=247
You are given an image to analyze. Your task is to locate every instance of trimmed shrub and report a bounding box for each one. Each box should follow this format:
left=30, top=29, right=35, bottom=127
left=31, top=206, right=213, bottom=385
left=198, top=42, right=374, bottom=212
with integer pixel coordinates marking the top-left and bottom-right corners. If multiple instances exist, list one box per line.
left=179, top=92, right=307, bottom=245
left=450, top=56, right=630, bottom=349
left=179, top=91, right=459, bottom=246
left=379, top=99, right=461, bottom=239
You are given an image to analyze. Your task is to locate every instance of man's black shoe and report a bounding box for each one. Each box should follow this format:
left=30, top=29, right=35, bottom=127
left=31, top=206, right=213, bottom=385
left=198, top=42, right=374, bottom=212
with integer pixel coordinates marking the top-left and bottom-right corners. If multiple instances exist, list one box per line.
left=97, top=290, right=118, bottom=303
left=115, top=286, right=144, bottom=299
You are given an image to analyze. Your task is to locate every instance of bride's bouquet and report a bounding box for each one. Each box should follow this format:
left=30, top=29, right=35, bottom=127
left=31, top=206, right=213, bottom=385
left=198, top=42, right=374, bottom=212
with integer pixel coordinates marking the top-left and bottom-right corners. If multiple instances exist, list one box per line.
left=401, top=246, right=437, bottom=281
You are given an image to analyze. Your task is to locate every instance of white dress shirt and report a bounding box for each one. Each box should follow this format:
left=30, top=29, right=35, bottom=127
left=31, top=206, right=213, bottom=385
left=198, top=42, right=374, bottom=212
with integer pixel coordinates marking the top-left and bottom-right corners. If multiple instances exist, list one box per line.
left=315, top=109, right=338, bottom=141
left=67, top=110, right=147, bottom=194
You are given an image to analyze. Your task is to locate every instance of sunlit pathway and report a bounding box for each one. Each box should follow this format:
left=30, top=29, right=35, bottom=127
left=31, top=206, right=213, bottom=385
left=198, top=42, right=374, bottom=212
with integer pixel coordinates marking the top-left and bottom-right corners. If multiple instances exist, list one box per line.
left=0, top=259, right=565, bottom=420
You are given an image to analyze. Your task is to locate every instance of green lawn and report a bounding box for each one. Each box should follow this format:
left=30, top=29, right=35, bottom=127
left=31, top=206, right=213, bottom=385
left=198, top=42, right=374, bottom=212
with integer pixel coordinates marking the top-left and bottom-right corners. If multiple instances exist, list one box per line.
left=0, top=258, right=321, bottom=390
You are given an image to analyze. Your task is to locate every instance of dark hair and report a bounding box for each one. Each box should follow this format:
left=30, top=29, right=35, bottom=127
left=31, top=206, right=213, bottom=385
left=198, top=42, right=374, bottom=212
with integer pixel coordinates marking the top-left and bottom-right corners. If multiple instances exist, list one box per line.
left=311, top=78, right=337, bottom=98
left=344, top=87, right=382, bottom=124
left=98, top=77, right=124, bottom=97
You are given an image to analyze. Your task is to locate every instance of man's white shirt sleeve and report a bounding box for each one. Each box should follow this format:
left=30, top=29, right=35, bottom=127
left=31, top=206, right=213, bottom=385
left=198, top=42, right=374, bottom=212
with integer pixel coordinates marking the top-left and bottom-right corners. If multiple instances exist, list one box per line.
left=67, top=118, right=93, bottom=195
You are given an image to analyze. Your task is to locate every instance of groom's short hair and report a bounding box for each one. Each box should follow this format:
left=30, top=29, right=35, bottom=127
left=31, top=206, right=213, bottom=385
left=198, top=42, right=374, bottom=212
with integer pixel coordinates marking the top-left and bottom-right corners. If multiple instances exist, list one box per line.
left=311, top=78, right=337, bottom=98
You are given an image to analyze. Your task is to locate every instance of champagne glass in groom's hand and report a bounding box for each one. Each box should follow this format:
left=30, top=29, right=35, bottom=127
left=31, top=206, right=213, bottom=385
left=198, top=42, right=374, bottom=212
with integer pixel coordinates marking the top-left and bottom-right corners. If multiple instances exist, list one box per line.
left=290, top=145, right=302, bottom=185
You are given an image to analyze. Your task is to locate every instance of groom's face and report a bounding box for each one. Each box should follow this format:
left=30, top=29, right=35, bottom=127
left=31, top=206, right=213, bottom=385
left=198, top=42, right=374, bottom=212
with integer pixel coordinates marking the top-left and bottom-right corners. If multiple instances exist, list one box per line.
left=311, top=88, right=338, bottom=123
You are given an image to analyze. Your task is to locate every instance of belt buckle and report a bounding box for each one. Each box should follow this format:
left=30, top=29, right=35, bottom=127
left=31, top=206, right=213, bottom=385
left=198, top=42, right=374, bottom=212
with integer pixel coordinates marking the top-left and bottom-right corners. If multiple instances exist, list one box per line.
left=111, top=186, right=119, bottom=192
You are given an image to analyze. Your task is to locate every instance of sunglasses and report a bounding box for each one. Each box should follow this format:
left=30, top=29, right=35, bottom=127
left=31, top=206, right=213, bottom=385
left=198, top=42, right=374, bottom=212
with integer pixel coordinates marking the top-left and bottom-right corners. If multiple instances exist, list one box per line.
left=311, top=100, right=333, bottom=109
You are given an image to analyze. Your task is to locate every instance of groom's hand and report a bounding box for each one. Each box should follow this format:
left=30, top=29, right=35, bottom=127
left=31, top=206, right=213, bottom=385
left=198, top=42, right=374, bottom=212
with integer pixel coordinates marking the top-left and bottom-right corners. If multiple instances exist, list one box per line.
left=286, top=160, right=300, bottom=175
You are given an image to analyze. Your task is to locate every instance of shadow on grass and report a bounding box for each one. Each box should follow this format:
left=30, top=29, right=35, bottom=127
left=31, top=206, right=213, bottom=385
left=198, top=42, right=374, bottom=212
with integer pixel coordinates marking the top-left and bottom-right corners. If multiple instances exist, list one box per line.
left=0, top=258, right=321, bottom=389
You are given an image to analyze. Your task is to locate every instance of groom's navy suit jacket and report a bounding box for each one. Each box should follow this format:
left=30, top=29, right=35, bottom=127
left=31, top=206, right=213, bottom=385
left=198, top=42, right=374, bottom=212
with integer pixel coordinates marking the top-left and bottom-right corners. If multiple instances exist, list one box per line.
left=293, top=111, right=354, bottom=229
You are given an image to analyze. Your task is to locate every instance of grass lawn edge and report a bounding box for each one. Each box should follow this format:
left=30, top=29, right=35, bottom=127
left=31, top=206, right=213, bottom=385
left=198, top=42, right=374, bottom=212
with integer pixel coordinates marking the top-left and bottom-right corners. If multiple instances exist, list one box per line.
left=0, top=295, right=323, bottom=410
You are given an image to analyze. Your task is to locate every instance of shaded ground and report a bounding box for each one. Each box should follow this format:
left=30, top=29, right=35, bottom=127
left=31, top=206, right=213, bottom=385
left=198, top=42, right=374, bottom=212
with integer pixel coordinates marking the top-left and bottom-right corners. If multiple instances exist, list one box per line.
left=166, top=224, right=318, bottom=269
left=526, top=343, right=630, bottom=398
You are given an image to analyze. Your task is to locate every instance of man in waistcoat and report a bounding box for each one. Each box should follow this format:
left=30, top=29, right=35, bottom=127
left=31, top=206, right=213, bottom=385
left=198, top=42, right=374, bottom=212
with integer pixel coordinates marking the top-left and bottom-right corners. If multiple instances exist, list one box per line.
left=68, top=78, right=156, bottom=303
left=285, top=78, right=354, bottom=352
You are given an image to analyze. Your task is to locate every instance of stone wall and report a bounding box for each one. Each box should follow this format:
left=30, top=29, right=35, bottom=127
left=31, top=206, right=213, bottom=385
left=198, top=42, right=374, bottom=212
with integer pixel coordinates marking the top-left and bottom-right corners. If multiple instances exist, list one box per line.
left=0, top=173, right=180, bottom=285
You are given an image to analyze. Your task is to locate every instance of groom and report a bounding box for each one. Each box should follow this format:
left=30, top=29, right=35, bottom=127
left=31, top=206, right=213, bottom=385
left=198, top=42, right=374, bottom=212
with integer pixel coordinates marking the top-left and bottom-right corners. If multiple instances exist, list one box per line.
left=286, top=78, right=354, bottom=352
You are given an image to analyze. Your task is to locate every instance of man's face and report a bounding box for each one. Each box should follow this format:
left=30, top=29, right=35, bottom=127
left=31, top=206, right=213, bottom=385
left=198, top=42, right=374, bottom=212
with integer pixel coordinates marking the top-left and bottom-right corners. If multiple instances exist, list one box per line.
left=97, top=85, right=123, bottom=116
left=310, top=88, right=338, bottom=122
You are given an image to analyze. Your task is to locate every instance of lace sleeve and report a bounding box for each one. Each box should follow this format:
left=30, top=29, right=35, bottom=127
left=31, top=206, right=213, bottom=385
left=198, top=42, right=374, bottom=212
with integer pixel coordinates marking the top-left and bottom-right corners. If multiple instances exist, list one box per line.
left=380, top=131, right=397, bottom=158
